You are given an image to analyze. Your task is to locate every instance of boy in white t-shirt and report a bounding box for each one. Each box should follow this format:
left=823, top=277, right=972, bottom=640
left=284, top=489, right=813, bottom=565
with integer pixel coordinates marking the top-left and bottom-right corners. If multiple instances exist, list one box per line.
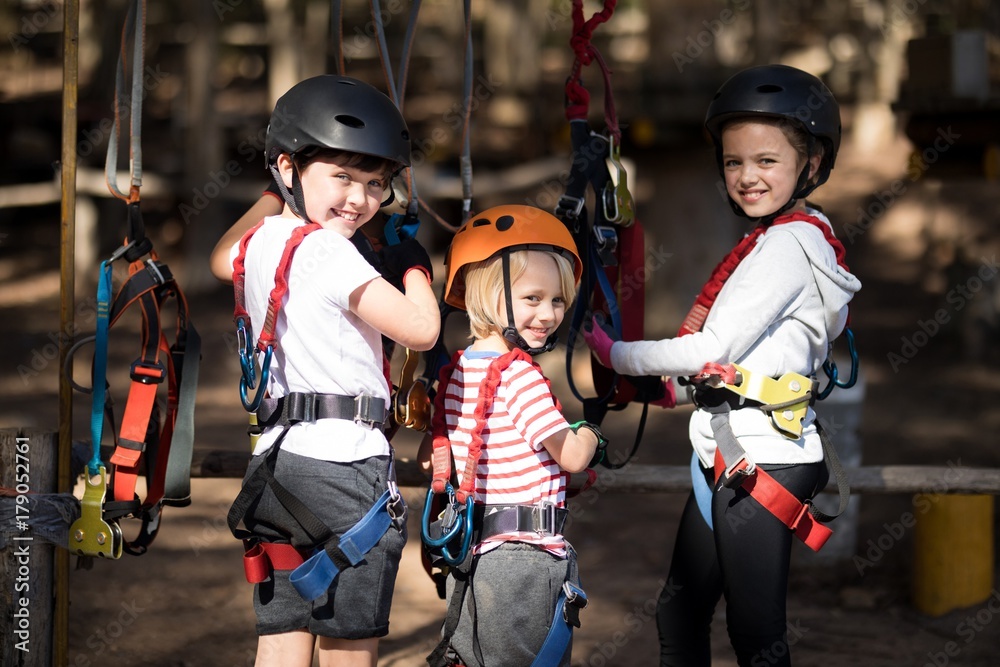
left=419, top=205, right=604, bottom=667
left=223, top=75, right=439, bottom=667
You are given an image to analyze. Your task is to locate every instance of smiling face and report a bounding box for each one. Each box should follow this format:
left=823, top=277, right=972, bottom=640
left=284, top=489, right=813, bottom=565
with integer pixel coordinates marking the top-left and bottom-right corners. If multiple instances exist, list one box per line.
left=721, top=119, right=820, bottom=219
left=507, top=250, right=569, bottom=349
left=277, top=152, right=388, bottom=237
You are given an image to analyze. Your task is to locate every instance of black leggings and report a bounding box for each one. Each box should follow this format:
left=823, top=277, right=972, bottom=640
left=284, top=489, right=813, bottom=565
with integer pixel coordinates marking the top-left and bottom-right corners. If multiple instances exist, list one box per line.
left=656, top=460, right=827, bottom=667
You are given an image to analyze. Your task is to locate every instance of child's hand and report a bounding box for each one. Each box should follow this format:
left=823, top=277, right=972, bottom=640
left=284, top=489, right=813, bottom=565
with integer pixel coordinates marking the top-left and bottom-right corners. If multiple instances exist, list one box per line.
left=582, top=314, right=618, bottom=368
left=570, top=421, right=608, bottom=468
left=378, top=238, right=433, bottom=289
left=652, top=378, right=677, bottom=409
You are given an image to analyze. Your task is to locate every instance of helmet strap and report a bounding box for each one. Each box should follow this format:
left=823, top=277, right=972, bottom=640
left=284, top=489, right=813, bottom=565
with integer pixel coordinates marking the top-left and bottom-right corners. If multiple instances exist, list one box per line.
left=499, top=250, right=558, bottom=356
left=268, top=160, right=313, bottom=222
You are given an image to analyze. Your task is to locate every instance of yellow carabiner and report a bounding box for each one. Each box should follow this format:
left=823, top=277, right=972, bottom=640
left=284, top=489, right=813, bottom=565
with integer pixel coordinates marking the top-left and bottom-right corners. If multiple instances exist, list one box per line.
left=604, top=135, right=635, bottom=227
left=68, top=465, right=123, bottom=559
left=725, top=363, right=813, bottom=439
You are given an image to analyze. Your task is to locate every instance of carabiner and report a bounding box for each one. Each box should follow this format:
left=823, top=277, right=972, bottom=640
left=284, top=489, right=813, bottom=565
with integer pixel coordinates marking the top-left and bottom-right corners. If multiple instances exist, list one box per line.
left=817, top=328, right=859, bottom=400
left=603, top=134, right=635, bottom=227
left=420, top=484, right=471, bottom=549
left=239, top=345, right=273, bottom=412
left=236, top=318, right=256, bottom=388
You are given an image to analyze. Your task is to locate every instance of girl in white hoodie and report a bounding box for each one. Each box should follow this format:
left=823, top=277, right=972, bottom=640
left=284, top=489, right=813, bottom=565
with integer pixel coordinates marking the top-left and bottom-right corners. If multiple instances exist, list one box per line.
left=585, top=65, right=861, bottom=667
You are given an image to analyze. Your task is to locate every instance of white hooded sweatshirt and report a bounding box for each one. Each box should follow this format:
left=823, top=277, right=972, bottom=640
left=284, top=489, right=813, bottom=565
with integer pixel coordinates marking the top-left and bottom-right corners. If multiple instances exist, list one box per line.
left=610, top=209, right=862, bottom=467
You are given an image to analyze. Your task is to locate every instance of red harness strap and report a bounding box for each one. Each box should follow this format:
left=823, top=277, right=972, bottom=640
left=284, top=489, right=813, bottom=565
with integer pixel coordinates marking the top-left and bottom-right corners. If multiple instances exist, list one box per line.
left=713, top=449, right=832, bottom=552
left=242, top=541, right=310, bottom=583
left=679, top=211, right=850, bottom=336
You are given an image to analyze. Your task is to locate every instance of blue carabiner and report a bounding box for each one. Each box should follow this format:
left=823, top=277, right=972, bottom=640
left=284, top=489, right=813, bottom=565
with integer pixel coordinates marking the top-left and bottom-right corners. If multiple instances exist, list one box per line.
left=239, top=345, right=273, bottom=412
left=421, top=484, right=468, bottom=548
left=236, top=318, right=257, bottom=389
left=439, top=496, right=474, bottom=567
left=817, top=327, right=859, bottom=400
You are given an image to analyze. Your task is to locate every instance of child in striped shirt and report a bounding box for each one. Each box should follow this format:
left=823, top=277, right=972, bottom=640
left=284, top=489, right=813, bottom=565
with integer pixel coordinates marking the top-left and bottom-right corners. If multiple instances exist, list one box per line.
left=420, top=205, right=604, bottom=667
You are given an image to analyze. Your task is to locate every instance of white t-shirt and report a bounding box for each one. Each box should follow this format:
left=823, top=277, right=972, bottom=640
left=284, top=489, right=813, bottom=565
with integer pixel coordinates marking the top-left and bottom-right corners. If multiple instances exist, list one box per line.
left=234, top=216, right=390, bottom=462
left=610, top=209, right=862, bottom=467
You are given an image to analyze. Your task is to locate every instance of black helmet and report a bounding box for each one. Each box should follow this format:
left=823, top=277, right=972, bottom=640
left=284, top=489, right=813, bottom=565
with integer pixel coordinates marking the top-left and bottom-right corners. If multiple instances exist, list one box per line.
left=265, top=75, right=411, bottom=169
left=705, top=65, right=841, bottom=213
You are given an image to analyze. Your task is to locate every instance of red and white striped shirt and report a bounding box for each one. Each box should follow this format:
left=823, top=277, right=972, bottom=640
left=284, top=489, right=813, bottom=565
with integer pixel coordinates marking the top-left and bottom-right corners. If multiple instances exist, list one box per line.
left=442, top=350, right=571, bottom=553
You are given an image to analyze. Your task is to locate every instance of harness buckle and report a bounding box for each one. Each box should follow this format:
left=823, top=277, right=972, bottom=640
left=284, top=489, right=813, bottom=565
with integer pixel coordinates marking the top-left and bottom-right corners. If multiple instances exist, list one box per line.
left=354, top=394, right=384, bottom=428
left=722, top=455, right=756, bottom=489
left=130, top=360, right=165, bottom=384
left=592, top=225, right=618, bottom=266
left=532, top=501, right=558, bottom=536
left=562, top=581, right=588, bottom=628
left=144, top=258, right=166, bottom=285
left=555, top=195, right=585, bottom=222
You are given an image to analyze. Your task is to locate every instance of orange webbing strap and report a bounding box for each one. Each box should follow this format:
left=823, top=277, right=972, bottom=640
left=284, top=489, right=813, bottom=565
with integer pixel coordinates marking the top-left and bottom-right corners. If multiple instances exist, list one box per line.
left=232, top=218, right=268, bottom=325
left=712, top=449, right=832, bottom=552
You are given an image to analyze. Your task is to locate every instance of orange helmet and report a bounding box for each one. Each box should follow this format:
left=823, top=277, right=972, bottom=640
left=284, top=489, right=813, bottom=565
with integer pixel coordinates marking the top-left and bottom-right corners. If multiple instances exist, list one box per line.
left=443, top=205, right=583, bottom=310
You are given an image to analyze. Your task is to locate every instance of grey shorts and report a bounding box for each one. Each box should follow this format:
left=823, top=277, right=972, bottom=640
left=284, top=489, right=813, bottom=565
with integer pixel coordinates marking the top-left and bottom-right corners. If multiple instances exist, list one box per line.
left=242, top=449, right=406, bottom=639
left=446, top=542, right=578, bottom=667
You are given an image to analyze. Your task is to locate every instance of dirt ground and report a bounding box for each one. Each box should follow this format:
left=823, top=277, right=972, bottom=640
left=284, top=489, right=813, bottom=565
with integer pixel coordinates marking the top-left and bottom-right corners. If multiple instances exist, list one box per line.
left=4, top=126, right=1000, bottom=666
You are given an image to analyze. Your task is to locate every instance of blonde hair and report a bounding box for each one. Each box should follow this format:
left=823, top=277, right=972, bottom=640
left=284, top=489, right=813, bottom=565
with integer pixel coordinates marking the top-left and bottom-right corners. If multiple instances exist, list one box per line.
left=462, top=249, right=577, bottom=341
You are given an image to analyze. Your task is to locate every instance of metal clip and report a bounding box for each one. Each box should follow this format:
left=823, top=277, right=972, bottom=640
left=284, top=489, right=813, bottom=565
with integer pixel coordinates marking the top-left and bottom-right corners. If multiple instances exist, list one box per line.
left=722, top=455, right=756, bottom=490
left=604, top=135, right=636, bottom=227
left=533, top=501, right=558, bottom=535
left=592, top=225, right=619, bottom=267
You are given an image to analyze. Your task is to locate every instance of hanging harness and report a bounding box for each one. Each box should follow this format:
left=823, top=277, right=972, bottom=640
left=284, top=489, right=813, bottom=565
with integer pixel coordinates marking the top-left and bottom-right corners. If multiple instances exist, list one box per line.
left=680, top=211, right=856, bottom=551
left=557, top=0, right=666, bottom=469
left=68, top=0, right=200, bottom=560
left=227, top=219, right=404, bottom=597
left=422, top=349, right=588, bottom=667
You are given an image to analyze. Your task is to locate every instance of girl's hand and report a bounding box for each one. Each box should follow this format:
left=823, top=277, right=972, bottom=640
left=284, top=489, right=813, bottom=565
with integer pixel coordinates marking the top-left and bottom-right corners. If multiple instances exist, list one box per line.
left=582, top=314, right=618, bottom=368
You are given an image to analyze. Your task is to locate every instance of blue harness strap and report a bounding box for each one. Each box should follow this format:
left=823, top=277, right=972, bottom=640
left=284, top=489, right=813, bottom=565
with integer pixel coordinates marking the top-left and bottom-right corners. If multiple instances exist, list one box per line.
left=531, top=581, right=588, bottom=667
left=289, top=489, right=396, bottom=601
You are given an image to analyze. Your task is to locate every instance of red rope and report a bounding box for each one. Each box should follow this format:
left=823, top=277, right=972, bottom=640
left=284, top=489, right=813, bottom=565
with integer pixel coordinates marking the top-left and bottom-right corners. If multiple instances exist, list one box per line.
left=678, top=212, right=850, bottom=337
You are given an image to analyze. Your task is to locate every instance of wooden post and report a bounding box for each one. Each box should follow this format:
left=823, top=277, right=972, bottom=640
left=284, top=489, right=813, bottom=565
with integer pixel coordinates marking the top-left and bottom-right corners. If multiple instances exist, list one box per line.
left=912, top=493, right=995, bottom=616
left=57, top=1, right=80, bottom=664
left=1, top=429, right=57, bottom=666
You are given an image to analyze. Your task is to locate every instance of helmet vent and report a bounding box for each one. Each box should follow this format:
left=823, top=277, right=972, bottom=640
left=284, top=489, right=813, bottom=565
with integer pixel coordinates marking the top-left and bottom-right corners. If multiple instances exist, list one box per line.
left=756, top=84, right=784, bottom=94
left=495, top=215, right=515, bottom=231
left=335, top=114, right=365, bottom=129
left=472, top=218, right=490, bottom=227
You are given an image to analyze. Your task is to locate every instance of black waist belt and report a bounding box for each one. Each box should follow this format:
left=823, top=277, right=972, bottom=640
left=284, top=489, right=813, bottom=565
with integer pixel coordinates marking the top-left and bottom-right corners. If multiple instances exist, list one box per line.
left=253, top=392, right=387, bottom=433
left=690, top=386, right=763, bottom=411
left=474, top=503, right=569, bottom=541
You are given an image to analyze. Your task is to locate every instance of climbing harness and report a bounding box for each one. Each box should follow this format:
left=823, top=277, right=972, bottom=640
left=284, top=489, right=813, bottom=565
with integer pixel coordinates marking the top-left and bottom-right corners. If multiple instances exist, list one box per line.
left=678, top=212, right=857, bottom=550
left=422, top=348, right=587, bottom=667
left=556, top=0, right=666, bottom=469
left=228, top=220, right=403, bottom=598
left=227, top=429, right=405, bottom=601
left=68, top=0, right=200, bottom=559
